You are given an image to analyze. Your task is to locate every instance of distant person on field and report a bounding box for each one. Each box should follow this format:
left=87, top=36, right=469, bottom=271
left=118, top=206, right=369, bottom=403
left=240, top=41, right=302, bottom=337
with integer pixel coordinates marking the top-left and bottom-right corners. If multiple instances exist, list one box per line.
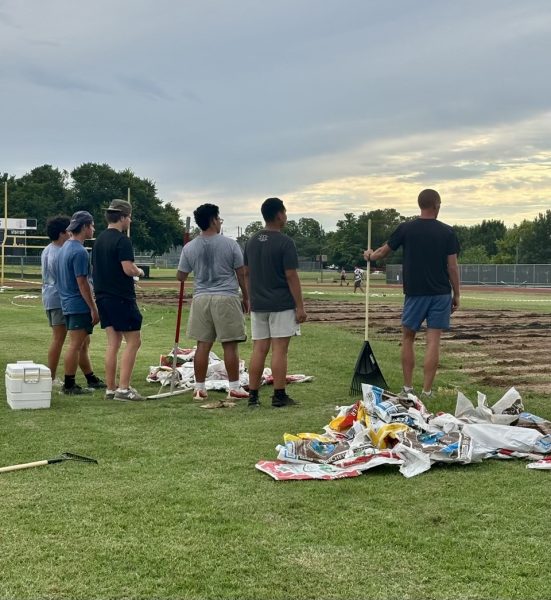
left=364, top=189, right=460, bottom=399
left=56, top=211, right=105, bottom=395
left=244, top=197, right=307, bottom=408
left=340, top=267, right=347, bottom=287
left=41, top=215, right=96, bottom=384
left=353, top=266, right=364, bottom=293
left=177, top=203, right=250, bottom=403
left=92, top=199, right=145, bottom=402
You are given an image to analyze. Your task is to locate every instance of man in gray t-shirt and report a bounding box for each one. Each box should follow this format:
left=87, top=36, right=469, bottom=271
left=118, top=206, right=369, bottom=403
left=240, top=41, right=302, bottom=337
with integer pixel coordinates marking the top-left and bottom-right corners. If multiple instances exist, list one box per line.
left=177, top=203, right=250, bottom=404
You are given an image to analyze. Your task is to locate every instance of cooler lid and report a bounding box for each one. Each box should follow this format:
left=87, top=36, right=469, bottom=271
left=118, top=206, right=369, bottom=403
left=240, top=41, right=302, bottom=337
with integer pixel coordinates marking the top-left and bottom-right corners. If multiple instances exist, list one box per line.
left=6, top=361, right=51, bottom=380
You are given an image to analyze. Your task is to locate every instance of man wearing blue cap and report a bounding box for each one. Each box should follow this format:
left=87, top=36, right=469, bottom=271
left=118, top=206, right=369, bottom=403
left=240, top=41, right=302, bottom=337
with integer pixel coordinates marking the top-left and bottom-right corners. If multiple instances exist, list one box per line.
left=57, top=210, right=105, bottom=395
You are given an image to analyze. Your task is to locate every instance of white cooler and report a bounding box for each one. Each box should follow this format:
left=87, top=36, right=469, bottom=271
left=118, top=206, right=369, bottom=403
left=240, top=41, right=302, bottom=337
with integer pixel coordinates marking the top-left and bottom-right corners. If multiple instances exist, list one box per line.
left=5, top=361, right=52, bottom=409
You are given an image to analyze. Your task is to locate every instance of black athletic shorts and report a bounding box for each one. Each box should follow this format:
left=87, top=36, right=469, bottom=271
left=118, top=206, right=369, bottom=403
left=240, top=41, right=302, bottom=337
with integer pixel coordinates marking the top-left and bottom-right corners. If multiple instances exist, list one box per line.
left=96, top=297, right=143, bottom=332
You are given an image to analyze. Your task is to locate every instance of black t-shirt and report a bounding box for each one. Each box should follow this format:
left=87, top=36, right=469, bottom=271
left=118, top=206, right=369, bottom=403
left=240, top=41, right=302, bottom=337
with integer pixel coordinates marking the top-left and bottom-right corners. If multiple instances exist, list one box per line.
left=388, top=218, right=460, bottom=296
left=244, top=230, right=299, bottom=312
left=92, top=229, right=136, bottom=300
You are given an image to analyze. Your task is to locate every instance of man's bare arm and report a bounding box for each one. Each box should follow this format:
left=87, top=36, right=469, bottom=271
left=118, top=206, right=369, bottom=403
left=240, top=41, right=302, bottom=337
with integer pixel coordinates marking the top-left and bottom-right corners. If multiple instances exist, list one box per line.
left=447, top=254, right=460, bottom=312
left=285, top=269, right=307, bottom=323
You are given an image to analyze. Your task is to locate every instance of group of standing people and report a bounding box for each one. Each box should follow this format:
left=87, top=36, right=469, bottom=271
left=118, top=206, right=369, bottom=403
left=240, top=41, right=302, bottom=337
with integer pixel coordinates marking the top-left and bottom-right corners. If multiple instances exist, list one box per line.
left=41, top=199, right=145, bottom=400
left=42, top=188, right=459, bottom=406
left=177, top=197, right=307, bottom=408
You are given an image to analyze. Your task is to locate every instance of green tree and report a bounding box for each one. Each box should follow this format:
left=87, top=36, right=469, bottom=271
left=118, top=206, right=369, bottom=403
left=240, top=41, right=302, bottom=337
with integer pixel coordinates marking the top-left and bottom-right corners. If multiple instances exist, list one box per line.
left=460, top=245, right=490, bottom=264
left=70, top=163, right=184, bottom=254
left=520, top=210, right=551, bottom=263
left=6, top=165, right=70, bottom=235
left=468, top=219, right=506, bottom=257
left=493, top=221, right=533, bottom=264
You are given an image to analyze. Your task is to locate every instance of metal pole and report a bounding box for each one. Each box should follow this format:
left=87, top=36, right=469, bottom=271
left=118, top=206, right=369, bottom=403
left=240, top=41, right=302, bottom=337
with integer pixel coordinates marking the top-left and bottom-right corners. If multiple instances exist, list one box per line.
left=127, top=187, right=131, bottom=237
left=1, top=182, right=7, bottom=286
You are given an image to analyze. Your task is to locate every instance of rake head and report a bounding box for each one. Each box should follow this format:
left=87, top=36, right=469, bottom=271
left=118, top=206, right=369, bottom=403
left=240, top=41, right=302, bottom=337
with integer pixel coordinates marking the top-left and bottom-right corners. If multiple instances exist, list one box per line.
left=60, top=452, right=98, bottom=464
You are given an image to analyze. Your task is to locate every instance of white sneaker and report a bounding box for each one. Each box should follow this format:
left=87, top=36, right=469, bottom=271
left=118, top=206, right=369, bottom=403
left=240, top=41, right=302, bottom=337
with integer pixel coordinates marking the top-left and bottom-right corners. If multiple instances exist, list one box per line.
left=114, top=387, right=145, bottom=401
left=193, top=389, right=208, bottom=401
left=105, top=389, right=116, bottom=400
left=52, top=378, right=63, bottom=388
left=227, top=387, right=249, bottom=400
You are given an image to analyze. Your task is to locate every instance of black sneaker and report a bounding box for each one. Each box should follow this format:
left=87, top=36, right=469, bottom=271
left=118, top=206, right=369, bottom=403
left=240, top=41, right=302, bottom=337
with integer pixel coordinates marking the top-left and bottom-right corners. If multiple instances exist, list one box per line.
left=271, top=394, right=298, bottom=408
left=62, top=384, right=93, bottom=396
left=248, top=398, right=261, bottom=409
left=86, top=377, right=107, bottom=389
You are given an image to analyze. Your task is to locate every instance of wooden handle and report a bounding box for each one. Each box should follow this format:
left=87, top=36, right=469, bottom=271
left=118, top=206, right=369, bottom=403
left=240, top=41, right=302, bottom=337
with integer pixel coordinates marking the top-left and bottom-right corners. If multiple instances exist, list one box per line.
left=365, top=219, right=371, bottom=341
left=0, top=460, right=49, bottom=473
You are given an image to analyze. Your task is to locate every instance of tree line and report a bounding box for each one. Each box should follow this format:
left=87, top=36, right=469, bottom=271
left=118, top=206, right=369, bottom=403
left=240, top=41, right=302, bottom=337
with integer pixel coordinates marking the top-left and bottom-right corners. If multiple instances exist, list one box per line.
left=1, top=164, right=184, bottom=254
left=2, top=164, right=550, bottom=265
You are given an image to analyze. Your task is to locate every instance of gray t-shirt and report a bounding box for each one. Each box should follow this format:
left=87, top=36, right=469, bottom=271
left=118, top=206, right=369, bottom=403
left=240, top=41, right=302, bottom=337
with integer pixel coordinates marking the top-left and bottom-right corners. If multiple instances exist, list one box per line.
left=41, top=242, right=62, bottom=310
left=244, top=230, right=298, bottom=312
left=178, top=234, right=244, bottom=296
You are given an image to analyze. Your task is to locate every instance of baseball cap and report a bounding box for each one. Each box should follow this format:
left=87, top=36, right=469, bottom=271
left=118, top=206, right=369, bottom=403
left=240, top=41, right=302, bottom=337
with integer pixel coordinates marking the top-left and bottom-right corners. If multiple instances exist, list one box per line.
left=67, top=210, right=94, bottom=232
left=105, top=199, right=132, bottom=215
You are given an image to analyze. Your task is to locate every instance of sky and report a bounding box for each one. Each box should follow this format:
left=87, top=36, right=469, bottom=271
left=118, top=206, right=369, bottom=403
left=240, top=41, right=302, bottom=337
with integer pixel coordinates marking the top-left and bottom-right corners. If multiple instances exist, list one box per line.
left=2, top=0, right=551, bottom=239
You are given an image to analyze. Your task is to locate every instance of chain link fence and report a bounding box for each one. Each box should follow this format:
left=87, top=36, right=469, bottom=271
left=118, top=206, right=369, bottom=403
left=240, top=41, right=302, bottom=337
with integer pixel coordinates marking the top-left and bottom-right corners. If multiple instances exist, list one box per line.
left=386, top=263, right=551, bottom=287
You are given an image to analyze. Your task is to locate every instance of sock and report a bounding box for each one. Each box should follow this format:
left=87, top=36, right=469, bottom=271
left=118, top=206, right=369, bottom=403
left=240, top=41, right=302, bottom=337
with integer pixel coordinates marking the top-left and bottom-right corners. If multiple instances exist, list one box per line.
left=274, top=388, right=287, bottom=398
left=249, top=389, right=259, bottom=399
left=64, top=375, right=76, bottom=389
left=195, top=382, right=206, bottom=391
left=117, top=388, right=129, bottom=393
left=229, top=381, right=240, bottom=390
left=403, top=386, right=414, bottom=392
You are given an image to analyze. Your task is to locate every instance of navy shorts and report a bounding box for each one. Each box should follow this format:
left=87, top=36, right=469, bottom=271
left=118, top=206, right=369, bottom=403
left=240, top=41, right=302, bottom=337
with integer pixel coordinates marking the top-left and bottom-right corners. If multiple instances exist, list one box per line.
left=97, top=297, right=143, bottom=332
left=402, top=294, right=452, bottom=331
left=66, top=312, right=94, bottom=334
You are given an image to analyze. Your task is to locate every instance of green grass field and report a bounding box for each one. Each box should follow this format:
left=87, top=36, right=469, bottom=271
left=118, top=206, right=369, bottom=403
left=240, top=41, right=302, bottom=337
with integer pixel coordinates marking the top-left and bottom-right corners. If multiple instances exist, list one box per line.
left=0, top=285, right=550, bottom=599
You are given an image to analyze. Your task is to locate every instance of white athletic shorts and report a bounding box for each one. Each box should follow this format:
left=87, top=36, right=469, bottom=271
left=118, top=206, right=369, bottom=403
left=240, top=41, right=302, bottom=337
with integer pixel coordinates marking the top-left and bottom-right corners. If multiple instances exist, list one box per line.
left=251, top=309, right=301, bottom=340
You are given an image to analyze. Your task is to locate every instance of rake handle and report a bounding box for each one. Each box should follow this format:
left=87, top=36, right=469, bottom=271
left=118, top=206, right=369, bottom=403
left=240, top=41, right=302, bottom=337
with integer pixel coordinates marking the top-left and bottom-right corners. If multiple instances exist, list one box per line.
left=0, top=459, right=51, bottom=473
left=365, top=219, right=371, bottom=342
left=170, top=280, right=186, bottom=393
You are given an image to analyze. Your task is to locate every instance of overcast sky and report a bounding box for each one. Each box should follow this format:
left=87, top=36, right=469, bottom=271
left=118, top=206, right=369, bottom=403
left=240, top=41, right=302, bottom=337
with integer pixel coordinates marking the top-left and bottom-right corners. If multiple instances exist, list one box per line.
left=2, top=0, right=551, bottom=238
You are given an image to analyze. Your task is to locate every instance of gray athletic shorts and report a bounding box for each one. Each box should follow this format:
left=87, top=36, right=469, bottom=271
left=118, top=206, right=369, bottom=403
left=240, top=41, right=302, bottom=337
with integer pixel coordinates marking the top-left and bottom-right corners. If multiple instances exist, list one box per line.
left=46, top=308, right=66, bottom=327
left=187, top=294, right=246, bottom=343
left=251, top=309, right=301, bottom=340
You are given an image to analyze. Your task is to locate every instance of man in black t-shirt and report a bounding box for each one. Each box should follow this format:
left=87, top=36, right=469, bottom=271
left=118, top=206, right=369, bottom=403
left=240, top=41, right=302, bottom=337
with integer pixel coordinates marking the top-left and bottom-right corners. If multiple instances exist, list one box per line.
left=92, top=199, right=145, bottom=401
left=364, top=189, right=460, bottom=399
left=244, top=197, right=307, bottom=408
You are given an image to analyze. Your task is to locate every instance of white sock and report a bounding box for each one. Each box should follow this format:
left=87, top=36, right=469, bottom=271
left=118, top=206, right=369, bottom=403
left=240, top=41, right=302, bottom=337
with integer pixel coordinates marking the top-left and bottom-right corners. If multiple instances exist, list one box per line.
left=195, top=382, right=206, bottom=391
left=229, top=381, right=240, bottom=390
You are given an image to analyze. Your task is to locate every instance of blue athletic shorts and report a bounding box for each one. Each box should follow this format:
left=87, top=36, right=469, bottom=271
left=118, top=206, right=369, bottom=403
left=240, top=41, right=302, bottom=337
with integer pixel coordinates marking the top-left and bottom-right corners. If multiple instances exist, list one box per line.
left=96, top=297, right=143, bottom=332
left=402, top=294, right=452, bottom=331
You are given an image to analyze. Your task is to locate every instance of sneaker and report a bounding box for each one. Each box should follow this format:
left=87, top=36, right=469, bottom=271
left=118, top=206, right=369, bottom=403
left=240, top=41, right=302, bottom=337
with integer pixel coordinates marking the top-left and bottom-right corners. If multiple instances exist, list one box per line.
left=227, top=387, right=249, bottom=400
left=62, top=384, right=93, bottom=396
left=421, top=390, right=433, bottom=399
left=105, top=389, right=116, bottom=400
left=52, top=378, right=63, bottom=388
left=193, top=389, right=208, bottom=401
left=398, top=386, right=415, bottom=399
left=86, top=377, right=107, bottom=390
left=248, top=398, right=261, bottom=409
left=271, top=394, right=299, bottom=408
left=114, top=387, right=145, bottom=401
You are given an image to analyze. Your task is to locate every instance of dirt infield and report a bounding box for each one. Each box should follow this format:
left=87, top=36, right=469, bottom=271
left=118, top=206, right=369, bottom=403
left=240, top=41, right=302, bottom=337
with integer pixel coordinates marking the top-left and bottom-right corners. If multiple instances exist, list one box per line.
left=304, top=300, right=551, bottom=394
